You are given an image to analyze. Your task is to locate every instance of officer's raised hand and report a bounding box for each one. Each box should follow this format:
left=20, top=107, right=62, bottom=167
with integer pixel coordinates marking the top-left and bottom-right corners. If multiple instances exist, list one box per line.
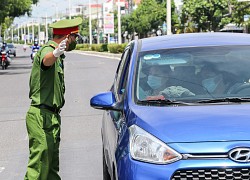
left=53, top=38, right=68, bottom=58
left=43, top=37, right=68, bottom=67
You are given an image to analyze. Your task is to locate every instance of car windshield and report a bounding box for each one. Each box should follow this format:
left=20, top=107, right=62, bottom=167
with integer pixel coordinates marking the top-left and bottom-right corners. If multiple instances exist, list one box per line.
left=7, top=44, right=14, bottom=48
left=135, top=45, right=250, bottom=104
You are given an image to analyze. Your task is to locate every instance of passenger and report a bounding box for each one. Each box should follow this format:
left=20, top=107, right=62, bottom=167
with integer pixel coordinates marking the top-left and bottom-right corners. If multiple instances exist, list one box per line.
left=139, top=64, right=195, bottom=99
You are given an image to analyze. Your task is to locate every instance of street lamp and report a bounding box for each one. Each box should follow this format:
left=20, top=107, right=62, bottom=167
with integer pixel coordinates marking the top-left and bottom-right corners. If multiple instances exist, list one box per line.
left=89, top=0, right=92, bottom=45
left=167, top=0, right=171, bottom=35
left=68, top=0, right=71, bottom=19
left=117, top=0, right=122, bottom=44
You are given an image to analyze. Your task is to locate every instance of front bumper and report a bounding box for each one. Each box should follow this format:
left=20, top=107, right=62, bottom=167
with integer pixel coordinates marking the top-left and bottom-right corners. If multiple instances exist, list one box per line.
left=117, top=154, right=250, bottom=180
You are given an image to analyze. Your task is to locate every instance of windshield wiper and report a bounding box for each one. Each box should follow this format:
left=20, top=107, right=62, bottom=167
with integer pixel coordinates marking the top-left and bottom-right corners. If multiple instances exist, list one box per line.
left=138, top=99, right=192, bottom=105
left=196, top=97, right=250, bottom=104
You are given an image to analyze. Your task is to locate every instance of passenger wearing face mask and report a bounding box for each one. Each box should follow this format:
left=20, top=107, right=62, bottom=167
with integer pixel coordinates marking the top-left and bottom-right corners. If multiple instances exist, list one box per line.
left=147, top=65, right=171, bottom=95
left=139, top=64, right=196, bottom=99
left=139, top=64, right=172, bottom=99
left=200, top=65, right=235, bottom=95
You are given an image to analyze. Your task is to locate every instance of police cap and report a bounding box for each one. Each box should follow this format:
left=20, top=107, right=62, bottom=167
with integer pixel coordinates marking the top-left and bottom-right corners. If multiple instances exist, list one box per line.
left=49, top=17, right=82, bottom=35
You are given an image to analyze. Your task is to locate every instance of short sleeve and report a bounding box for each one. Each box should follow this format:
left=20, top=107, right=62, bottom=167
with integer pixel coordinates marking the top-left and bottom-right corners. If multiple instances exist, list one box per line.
left=39, top=46, right=54, bottom=70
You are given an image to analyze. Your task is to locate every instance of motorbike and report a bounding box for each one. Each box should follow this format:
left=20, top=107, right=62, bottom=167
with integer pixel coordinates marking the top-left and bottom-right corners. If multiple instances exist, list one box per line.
left=0, top=51, right=11, bottom=70
left=31, top=49, right=39, bottom=63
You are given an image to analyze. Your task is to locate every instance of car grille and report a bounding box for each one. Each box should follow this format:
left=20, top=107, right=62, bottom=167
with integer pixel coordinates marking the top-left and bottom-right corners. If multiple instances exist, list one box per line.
left=171, top=168, right=250, bottom=180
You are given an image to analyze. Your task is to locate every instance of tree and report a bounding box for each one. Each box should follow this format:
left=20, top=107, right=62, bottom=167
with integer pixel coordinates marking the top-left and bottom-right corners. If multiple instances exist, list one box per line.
left=0, top=0, right=38, bottom=24
left=181, top=0, right=229, bottom=32
left=229, top=0, right=250, bottom=26
left=181, top=0, right=250, bottom=32
left=121, top=0, right=178, bottom=38
left=0, top=0, right=39, bottom=37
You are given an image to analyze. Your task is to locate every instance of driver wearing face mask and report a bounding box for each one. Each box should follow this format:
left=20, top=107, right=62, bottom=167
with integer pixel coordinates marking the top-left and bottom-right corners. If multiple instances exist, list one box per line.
left=200, top=66, right=227, bottom=94
left=202, top=74, right=223, bottom=93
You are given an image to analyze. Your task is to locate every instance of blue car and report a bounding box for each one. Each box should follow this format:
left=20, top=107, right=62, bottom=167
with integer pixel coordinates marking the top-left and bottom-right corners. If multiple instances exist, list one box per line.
left=90, top=33, right=250, bottom=180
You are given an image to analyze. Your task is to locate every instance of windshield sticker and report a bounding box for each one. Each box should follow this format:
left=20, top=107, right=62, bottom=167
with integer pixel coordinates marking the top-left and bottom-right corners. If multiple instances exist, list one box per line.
left=153, top=54, right=161, bottom=59
left=144, top=55, right=153, bottom=60
left=144, top=54, right=161, bottom=60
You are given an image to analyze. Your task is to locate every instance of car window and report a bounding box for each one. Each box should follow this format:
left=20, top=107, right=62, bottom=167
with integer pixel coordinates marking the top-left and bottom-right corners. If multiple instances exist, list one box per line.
left=114, top=48, right=131, bottom=100
left=7, top=44, right=14, bottom=48
left=135, top=45, right=250, bottom=103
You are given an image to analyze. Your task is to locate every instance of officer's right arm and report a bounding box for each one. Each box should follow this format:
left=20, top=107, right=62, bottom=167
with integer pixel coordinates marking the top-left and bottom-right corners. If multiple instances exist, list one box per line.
left=43, top=38, right=67, bottom=67
left=43, top=52, right=58, bottom=67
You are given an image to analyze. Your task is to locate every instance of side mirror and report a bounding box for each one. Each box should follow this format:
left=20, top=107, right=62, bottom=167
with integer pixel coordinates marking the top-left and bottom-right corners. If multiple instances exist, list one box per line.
left=90, top=91, right=122, bottom=111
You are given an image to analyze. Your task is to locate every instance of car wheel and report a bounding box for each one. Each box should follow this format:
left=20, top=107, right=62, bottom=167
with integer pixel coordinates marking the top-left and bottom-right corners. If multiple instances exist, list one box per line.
left=103, top=147, right=111, bottom=180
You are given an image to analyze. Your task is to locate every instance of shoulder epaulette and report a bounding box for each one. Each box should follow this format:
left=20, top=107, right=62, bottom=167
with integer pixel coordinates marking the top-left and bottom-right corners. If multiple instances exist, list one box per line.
left=49, top=44, right=56, bottom=49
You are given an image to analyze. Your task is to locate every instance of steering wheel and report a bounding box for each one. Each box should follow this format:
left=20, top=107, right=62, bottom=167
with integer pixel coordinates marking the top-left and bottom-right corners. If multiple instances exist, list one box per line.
left=229, top=83, right=250, bottom=94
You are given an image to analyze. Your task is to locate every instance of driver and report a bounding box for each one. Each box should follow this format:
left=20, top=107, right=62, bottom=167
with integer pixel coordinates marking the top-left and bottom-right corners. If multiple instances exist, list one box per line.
left=200, top=64, right=237, bottom=94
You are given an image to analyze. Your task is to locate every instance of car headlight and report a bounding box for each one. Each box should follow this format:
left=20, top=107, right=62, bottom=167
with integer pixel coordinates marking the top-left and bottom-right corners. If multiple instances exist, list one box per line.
left=129, top=125, right=182, bottom=164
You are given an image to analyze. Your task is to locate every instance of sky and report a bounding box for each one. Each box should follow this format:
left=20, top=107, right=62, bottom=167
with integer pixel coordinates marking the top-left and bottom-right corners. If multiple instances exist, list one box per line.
left=14, top=0, right=95, bottom=25
left=14, top=0, right=182, bottom=25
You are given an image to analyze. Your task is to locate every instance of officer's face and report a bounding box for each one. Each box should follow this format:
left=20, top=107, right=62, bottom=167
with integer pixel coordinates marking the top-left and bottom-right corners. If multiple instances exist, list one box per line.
left=65, top=34, right=77, bottom=51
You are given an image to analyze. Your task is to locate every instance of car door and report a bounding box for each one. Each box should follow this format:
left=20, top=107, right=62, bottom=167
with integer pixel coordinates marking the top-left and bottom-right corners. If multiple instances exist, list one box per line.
left=103, top=45, right=132, bottom=178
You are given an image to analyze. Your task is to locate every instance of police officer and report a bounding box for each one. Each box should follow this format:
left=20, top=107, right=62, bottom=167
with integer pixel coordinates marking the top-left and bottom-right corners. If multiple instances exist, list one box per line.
left=25, top=17, right=82, bottom=180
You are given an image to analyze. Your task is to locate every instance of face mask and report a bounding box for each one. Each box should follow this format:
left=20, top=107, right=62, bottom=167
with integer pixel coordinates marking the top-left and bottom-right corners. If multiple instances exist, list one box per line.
left=67, top=41, right=76, bottom=51
left=202, top=75, right=221, bottom=93
left=147, top=75, right=162, bottom=90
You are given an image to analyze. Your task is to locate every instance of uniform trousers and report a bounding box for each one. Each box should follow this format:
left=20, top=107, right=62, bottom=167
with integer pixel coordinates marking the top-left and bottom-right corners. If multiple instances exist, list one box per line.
left=24, top=106, right=61, bottom=180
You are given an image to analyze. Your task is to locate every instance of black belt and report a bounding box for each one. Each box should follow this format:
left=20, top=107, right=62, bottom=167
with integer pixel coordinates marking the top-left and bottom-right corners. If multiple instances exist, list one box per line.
left=33, top=104, right=61, bottom=114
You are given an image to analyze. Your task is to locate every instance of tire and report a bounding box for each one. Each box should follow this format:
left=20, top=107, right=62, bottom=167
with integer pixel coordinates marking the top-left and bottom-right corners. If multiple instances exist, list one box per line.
left=103, top=147, right=111, bottom=180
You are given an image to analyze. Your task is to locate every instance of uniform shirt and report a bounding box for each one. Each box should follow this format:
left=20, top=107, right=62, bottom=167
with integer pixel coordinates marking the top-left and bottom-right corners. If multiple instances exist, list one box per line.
left=29, top=40, right=65, bottom=109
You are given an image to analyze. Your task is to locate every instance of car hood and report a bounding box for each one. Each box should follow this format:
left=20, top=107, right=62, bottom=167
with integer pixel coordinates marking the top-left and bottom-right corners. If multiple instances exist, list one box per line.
left=129, top=104, right=250, bottom=143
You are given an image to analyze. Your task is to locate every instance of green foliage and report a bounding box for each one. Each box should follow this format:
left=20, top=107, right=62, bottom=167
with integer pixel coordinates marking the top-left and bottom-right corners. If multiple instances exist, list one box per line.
left=122, top=0, right=178, bottom=38
left=75, top=44, right=84, bottom=50
left=108, top=44, right=126, bottom=53
left=89, top=44, right=106, bottom=52
left=181, top=0, right=250, bottom=32
left=182, top=0, right=228, bottom=31
left=0, top=0, right=39, bottom=37
left=76, top=43, right=126, bottom=53
left=18, top=40, right=25, bottom=44
left=129, top=0, right=166, bottom=38
left=0, top=0, right=39, bottom=24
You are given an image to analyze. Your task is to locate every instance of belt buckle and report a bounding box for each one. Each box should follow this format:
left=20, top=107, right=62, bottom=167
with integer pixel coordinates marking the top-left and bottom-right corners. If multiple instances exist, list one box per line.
left=56, top=109, right=61, bottom=114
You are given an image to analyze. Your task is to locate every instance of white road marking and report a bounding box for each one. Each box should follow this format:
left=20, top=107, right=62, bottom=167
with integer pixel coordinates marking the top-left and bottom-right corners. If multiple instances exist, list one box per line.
left=0, top=167, right=5, bottom=173
left=76, top=51, right=121, bottom=60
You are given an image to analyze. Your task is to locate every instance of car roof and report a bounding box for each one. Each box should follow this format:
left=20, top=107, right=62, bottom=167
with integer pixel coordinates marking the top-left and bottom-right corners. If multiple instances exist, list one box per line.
left=139, top=32, right=250, bottom=52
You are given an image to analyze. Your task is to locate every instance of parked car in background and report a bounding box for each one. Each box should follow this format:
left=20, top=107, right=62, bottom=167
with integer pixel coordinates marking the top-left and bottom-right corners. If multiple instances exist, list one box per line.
left=90, top=33, right=250, bottom=180
left=7, top=43, right=16, bottom=57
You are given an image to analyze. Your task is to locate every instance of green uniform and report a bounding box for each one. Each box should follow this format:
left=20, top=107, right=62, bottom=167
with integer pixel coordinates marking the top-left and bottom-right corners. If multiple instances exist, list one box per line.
left=25, top=40, right=65, bottom=180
